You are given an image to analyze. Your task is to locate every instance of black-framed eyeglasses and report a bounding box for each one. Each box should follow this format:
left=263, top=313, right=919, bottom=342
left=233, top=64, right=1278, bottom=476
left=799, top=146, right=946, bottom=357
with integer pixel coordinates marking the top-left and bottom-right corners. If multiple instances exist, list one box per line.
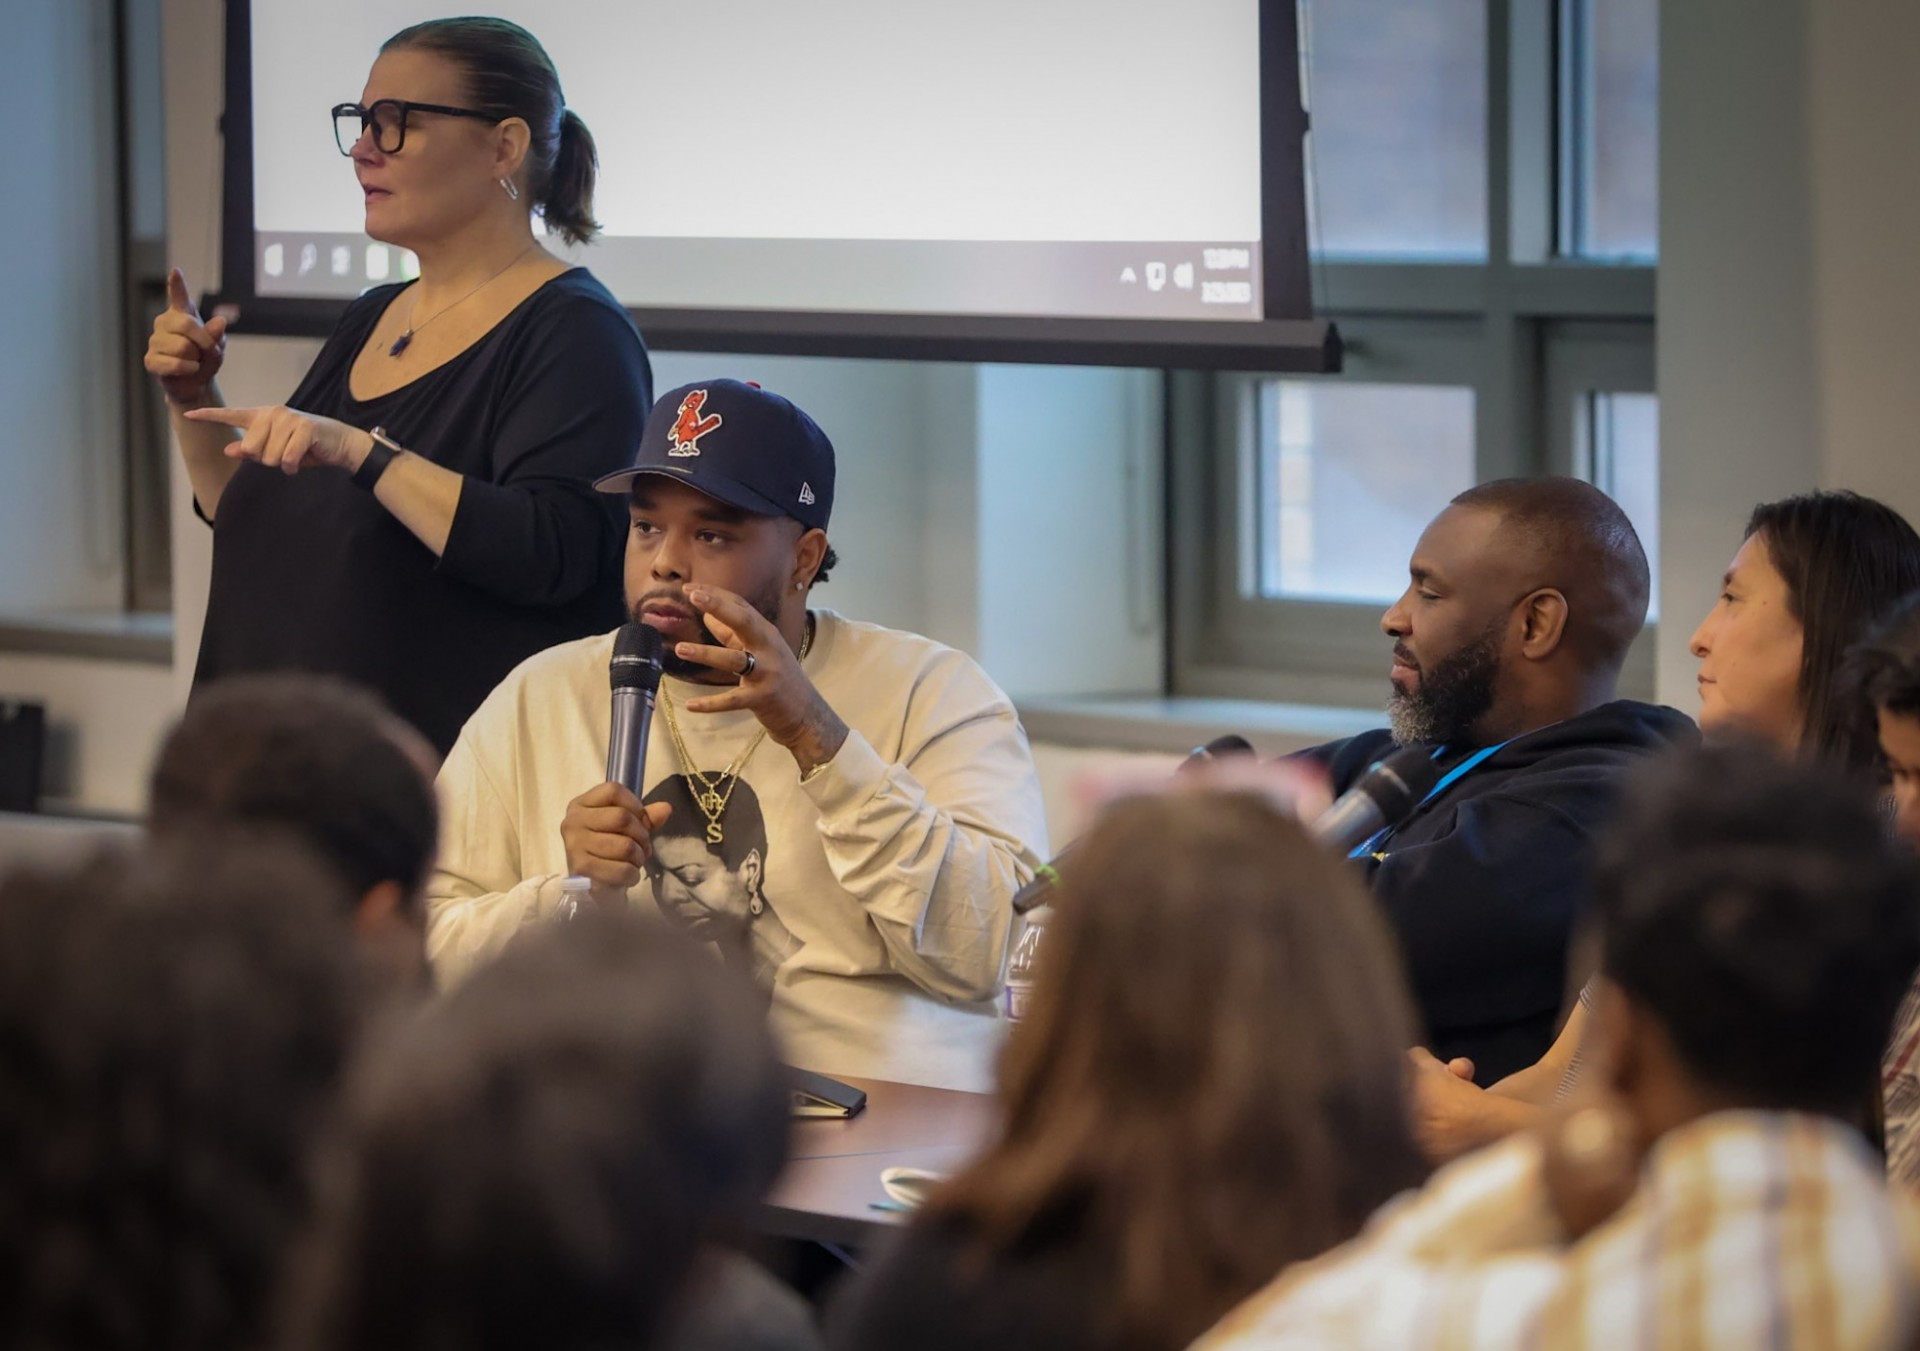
left=331, top=99, right=497, bottom=156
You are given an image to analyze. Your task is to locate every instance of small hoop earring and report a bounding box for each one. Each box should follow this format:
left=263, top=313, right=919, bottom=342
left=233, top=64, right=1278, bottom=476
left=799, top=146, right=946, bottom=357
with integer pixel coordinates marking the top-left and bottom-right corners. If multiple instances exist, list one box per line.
left=499, top=177, right=520, bottom=202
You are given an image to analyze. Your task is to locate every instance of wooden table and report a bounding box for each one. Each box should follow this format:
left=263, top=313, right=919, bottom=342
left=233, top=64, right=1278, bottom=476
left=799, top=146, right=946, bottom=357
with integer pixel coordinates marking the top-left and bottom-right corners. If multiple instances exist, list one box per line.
left=759, top=1075, right=999, bottom=1246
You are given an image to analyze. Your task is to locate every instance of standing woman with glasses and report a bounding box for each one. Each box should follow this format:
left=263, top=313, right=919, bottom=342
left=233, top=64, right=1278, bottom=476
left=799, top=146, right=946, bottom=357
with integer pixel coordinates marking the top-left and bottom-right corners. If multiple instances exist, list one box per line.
left=144, top=18, right=651, bottom=756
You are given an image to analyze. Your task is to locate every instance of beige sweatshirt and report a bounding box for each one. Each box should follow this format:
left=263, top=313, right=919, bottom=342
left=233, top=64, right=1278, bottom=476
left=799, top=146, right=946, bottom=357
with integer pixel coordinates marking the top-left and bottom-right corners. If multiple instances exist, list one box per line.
left=427, top=610, right=1048, bottom=1091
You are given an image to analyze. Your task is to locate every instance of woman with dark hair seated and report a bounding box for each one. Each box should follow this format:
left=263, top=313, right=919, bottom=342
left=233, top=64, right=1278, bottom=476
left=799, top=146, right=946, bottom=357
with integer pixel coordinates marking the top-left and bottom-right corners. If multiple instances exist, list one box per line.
left=1414, top=489, right=1920, bottom=1163
left=826, top=787, right=1427, bottom=1351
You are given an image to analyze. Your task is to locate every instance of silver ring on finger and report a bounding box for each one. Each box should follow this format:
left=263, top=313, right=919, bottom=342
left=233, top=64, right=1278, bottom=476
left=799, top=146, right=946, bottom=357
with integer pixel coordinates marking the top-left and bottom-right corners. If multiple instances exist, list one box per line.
left=739, top=650, right=757, bottom=678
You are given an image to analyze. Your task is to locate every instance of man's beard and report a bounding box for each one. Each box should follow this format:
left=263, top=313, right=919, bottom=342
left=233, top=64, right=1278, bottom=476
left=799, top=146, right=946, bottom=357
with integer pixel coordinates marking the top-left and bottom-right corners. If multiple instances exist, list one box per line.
left=1387, top=623, right=1504, bottom=748
left=631, top=579, right=788, bottom=682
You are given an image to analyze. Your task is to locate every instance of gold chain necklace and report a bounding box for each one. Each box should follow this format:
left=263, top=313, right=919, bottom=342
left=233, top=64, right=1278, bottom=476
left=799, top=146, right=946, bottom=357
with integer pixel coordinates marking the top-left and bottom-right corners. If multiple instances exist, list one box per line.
left=657, top=614, right=813, bottom=844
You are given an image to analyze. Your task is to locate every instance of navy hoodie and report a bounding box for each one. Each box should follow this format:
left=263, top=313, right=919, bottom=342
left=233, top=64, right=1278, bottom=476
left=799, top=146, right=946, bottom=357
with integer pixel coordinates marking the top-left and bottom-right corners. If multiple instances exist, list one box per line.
left=1299, top=699, right=1697, bottom=1083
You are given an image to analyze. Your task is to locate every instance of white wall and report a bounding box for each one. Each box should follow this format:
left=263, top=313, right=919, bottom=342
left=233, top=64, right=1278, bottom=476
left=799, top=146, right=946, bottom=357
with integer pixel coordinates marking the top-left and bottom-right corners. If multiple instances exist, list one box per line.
left=1805, top=3, right=1920, bottom=511
left=1656, top=0, right=1920, bottom=706
left=970, top=365, right=1164, bottom=697
left=0, top=655, right=175, bottom=813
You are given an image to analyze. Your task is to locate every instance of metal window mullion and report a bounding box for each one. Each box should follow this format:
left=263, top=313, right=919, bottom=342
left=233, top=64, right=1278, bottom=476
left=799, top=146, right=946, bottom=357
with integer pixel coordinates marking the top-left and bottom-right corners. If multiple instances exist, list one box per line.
left=1555, top=0, right=1588, bottom=257
left=1481, top=0, right=1529, bottom=483
left=1511, top=0, right=1559, bottom=263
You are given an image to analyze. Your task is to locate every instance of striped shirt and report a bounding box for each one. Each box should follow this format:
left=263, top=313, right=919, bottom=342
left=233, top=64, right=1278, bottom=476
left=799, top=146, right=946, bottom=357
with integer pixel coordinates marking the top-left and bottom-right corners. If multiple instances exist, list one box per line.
left=1194, top=1111, right=1920, bottom=1351
left=1885, top=976, right=1920, bottom=1189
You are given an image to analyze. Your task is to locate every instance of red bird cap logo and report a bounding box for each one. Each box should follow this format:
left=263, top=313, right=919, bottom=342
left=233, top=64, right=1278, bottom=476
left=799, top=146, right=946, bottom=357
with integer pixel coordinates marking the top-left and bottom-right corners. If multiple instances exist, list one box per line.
left=667, top=389, right=723, bottom=457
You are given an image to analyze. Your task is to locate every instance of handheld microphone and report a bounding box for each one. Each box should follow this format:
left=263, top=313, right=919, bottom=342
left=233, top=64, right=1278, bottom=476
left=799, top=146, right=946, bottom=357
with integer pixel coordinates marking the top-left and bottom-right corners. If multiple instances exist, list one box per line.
left=1308, top=745, right=1442, bottom=854
left=1012, top=734, right=1256, bottom=915
left=1174, top=732, right=1255, bottom=773
left=606, top=623, right=665, bottom=795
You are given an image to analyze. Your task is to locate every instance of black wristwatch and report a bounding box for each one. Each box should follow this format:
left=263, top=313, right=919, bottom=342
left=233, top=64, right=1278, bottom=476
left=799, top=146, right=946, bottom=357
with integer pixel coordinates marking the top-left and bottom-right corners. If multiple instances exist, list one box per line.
left=353, top=426, right=403, bottom=490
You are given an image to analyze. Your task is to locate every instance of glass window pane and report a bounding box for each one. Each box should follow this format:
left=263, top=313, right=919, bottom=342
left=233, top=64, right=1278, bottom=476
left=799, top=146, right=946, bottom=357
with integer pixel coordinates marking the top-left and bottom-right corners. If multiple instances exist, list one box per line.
left=1300, top=0, right=1488, bottom=260
left=1257, top=381, right=1477, bottom=603
left=1567, top=0, right=1658, bottom=259
left=1586, top=391, right=1660, bottom=618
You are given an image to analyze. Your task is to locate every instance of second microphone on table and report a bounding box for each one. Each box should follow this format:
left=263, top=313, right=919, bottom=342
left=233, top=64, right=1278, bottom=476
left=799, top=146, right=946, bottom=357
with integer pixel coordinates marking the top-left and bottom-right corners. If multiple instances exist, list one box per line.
left=1012, top=735, right=1254, bottom=915
left=1011, top=738, right=1443, bottom=915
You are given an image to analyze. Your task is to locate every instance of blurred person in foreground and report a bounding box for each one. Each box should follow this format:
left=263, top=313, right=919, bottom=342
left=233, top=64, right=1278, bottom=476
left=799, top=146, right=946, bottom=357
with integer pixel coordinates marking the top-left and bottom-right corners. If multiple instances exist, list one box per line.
left=1196, top=742, right=1920, bottom=1351
left=826, top=787, right=1426, bottom=1351
left=147, top=673, right=440, bottom=995
left=0, top=837, right=363, bottom=1351
left=282, top=911, right=805, bottom=1351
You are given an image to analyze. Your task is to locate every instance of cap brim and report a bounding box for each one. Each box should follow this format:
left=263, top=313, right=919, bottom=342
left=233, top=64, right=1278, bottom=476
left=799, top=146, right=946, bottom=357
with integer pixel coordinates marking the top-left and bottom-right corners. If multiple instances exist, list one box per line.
left=593, top=463, right=793, bottom=520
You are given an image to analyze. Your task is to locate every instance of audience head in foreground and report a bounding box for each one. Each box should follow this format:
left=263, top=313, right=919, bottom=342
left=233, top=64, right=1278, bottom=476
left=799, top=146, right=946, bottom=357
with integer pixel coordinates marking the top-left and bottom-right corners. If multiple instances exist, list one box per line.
left=284, top=911, right=790, bottom=1351
left=150, top=674, right=440, bottom=982
left=1587, top=743, right=1918, bottom=1129
left=0, top=837, right=363, bottom=1351
left=829, top=788, right=1426, bottom=1351
left=1691, top=490, right=1920, bottom=768
left=1199, top=743, right=1920, bottom=1351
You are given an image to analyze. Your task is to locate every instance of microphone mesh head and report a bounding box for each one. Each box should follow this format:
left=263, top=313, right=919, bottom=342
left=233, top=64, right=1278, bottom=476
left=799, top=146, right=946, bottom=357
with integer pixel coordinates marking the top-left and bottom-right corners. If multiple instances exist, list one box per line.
left=1367, top=745, right=1442, bottom=817
left=610, top=623, right=664, bottom=693
left=1175, top=733, right=1257, bottom=775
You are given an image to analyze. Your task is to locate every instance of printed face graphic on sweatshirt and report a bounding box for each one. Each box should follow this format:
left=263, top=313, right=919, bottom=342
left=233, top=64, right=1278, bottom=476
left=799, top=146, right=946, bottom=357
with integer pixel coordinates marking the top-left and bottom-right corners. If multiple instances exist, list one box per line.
left=643, top=774, right=796, bottom=989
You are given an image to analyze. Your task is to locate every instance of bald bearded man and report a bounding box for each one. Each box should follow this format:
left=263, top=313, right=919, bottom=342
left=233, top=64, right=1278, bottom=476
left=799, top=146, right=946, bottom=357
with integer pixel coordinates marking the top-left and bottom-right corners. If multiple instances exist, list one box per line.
left=1298, top=479, right=1695, bottom=1081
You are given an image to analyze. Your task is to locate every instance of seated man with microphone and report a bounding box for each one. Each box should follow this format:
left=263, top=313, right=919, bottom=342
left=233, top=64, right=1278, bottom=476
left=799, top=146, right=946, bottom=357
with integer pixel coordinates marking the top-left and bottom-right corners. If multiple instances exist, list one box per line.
left=1299, top=479, right=1695, bottom=1083
left=427, top=379, right=1049, bottom=1092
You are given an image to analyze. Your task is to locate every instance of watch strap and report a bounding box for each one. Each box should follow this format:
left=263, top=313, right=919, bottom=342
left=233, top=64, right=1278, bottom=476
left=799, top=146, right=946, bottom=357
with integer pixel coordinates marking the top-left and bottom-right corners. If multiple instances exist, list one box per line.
left=353, top=425, right=402, bottom=490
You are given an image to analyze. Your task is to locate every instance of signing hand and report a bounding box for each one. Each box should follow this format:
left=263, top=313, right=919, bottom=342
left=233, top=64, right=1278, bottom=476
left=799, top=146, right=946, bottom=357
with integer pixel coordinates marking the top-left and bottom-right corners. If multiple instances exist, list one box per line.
left=676, top=585, right=849, bottom=775
left=145, top=268, right=229, bottom=406
left=184, top=404, right=375, bottom=477
left=559, top=782, right=674, bottom=905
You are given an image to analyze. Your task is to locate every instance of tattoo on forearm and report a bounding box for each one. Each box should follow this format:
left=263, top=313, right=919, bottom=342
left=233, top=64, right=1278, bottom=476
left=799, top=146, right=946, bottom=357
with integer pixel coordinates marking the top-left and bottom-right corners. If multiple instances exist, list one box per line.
left=790, top=693, right=849, bottom=773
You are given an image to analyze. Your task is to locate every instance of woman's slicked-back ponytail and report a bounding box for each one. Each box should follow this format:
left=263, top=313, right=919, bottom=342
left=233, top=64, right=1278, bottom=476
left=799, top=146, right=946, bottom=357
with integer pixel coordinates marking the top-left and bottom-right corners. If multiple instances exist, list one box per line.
left=542, top=110, right=600, bottom=246
left=381, top=17, right=600, bottom=246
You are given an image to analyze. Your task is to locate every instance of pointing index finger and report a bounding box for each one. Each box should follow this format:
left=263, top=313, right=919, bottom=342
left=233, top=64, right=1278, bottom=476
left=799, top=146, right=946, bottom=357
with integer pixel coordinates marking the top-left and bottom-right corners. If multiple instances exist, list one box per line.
left=166, top=267, right=197, bottom=316
left=182, top=406, right=258, bottom=428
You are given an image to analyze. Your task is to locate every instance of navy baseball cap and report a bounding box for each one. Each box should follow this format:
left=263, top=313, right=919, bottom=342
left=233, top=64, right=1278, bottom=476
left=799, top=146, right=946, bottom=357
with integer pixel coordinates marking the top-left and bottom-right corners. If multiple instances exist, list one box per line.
left=594, top=379, right=835, bottom=531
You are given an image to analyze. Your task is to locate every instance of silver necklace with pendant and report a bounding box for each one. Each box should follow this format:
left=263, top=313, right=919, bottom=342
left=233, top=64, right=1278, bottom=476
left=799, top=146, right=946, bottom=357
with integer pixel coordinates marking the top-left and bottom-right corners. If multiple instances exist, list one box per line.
left=388, top=243, right=540, bottom=357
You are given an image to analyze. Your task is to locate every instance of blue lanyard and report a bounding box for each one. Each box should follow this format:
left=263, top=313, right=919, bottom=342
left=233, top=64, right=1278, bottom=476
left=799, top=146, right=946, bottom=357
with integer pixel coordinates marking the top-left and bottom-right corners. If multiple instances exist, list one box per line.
left=1347, top=740, right=1512, bottom=861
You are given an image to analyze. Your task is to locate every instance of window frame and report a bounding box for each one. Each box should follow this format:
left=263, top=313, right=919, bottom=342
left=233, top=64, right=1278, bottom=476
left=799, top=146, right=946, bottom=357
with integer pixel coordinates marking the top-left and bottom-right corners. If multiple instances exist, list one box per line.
left=1171, top=0, right=1657, bottom=707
